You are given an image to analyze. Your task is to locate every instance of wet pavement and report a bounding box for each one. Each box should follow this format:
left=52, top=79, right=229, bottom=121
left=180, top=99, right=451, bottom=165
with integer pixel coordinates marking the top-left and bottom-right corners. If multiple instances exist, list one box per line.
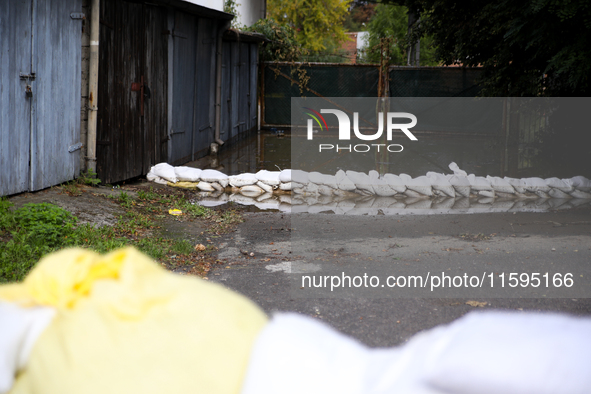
left=208, top=208, right=591, bottom=347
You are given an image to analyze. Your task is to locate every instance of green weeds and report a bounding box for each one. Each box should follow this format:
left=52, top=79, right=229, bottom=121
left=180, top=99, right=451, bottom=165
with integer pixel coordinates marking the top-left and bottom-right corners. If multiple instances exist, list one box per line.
left=1, top=185, right=243, bottom=283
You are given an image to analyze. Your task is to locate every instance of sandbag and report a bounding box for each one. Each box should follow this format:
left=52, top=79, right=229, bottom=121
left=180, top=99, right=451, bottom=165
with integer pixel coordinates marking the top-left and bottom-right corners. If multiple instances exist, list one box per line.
left=200, top=169, right=229, bottom=188
left=229, top=173, right=258, bottom=188
left=150, top=163, right=178, bottom=183
left=174, top=167, right=202, bottom=182
left=256, top=170, right=281, bottom=186
left=335, top=170, right=356, bottom=191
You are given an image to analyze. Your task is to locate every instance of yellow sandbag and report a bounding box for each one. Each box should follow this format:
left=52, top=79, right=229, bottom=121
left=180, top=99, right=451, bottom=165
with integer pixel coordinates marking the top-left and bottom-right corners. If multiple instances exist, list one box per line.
left=0, top=247, right=267, bottom=394
left=167, top=181, right=200, bottom=189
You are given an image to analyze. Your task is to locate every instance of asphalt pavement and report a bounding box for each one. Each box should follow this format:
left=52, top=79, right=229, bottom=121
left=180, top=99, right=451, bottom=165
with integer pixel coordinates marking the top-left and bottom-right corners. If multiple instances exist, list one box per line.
left=209, top=207, right=591, bottom=347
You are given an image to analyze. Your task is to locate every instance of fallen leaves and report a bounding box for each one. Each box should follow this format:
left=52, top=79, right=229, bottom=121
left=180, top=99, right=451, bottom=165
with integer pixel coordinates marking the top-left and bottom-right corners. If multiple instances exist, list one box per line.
left=465, top=300, right=488, bottom=307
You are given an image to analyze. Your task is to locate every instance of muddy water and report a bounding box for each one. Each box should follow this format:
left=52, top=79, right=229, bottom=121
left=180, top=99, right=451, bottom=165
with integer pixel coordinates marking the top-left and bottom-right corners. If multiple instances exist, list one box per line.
left=184, top=130, right=291, bottom=176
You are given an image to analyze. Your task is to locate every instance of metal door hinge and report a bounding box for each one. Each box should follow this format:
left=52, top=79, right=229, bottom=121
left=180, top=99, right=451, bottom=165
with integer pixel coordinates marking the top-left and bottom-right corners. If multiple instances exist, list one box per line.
left=69, top=142, right=83, bottom=153
left=70, top=13, right=85, bottom=20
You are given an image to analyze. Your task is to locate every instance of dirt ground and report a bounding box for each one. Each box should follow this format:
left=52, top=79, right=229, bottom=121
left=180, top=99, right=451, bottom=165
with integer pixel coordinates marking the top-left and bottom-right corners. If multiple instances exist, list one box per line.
left=7, top=183, right=591, bottom=346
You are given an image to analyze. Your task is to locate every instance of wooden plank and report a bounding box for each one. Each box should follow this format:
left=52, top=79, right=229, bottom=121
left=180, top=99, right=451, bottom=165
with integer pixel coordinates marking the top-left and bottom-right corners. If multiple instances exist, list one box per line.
left=31, top=0, right=82, bottom=191
left=168, top=10, right=196, bottom=165
left=0, top=0, right=32, bottom=196
left=97, top=0, right=143, bottom=183
left=143, top=3, right=168, bottom=171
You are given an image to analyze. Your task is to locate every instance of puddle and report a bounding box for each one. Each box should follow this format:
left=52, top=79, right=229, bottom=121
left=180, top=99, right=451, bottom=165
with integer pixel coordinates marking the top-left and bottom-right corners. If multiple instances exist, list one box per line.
left=190, top=191, right=591, bottom=215
left=184, top=129, right=291, bottom=176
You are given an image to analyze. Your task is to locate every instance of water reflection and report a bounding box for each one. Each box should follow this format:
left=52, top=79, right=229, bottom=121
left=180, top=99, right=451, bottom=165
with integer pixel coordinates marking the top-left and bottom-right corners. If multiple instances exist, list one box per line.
left=192, top=191, right=590, bottom=215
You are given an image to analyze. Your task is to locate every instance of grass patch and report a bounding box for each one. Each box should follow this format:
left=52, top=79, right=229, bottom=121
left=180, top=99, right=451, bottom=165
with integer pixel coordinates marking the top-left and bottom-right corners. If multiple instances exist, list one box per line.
left=0, top=186, right=243, bottom=283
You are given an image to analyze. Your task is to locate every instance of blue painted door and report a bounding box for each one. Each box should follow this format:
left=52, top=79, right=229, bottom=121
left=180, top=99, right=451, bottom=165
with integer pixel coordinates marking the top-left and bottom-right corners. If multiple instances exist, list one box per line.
left=0, top=0, right=82, bottom=196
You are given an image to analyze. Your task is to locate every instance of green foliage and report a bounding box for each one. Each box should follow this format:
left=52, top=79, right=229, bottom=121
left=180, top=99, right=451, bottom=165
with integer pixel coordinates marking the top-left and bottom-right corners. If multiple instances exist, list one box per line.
left=343, top=3, right=376, bottom=32
left=267, top=0, right=351, bottom=52
left=0, top=202, right=79, bottom=282
left=77, top=169, right=101, bottom=186
left=0, top=187, right=244, bottom=283
left=407, top=0, right=591, bottom=96
left=358, top=3, right=438, bottom=66
left=224, top=0, right=243, bottom=29
left=12, top=203, right=77, bottom=248
left=246, top=18, right=304, bottom=62
left=361, top=4, right=408, bottom=64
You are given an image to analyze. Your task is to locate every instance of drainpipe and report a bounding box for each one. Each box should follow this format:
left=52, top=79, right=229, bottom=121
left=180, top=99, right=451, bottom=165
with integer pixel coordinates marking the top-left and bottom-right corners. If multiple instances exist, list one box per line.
left=214, top=19, right=232, bottom=148
left=86, top=0, right=100, bottom=172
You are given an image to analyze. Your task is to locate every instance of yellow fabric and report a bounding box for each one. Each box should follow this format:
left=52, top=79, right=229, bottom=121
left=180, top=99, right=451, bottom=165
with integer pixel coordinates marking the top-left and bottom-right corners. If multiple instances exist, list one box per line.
left=0, top=247, right=268, bottom=394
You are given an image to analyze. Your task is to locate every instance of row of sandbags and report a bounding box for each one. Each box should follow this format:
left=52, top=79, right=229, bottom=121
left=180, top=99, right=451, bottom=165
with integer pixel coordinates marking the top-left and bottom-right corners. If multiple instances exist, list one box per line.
left=146, top=163, right=292, bottom=197
left=146, top=162, right=591, bottom=201
left=194, top=191, right=589, bottom=215
left=289, top=162, right=591, bottom=200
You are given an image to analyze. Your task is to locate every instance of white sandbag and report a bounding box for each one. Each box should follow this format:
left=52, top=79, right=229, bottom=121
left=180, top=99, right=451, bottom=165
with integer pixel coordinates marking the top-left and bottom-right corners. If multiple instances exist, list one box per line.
left=545, top=177, right=574, bottom=193
left=308, top=172, right=339, bottom=189
left=174, top=166, right=202, bottom=182
left=197, top=181, right=215, bottom=192
left=229, top=173, right=258, bottom=188
left=317, top=185, right=335, bottom=196
left=257, top=181, right=273, bottom=193
left=200, top=169, right=229, bottom=188
left=477, top=190, right=495, bottom=198
left=346, top=170, right=374, bottom=194
left=255, top=170, right=281, bottom=186
left=504, top=177, right=526, bottom=194
left=210, top=182, right=224, bottom=192
left=535, top=190, right=550, bottom=199
left=467, top=174, right=493, bottom=192
left=240, top=184, right=265, bottom=197
left=448, top=162, right=467, bottom=176
left=399, top=173, right=412, bottom=182
left=279, top=169, right=292, bottom=183
left=486, top=176, right=515, bottom=194
left=569, top=176, right=591, bottom=192
left=306, top=171, right=324, bottom=185
left=291, top=170, right=309, bottom=185
left=406, top=176, right=433, bottom=196
left=523, top=177, right=551, bottom=193
left=449, top=175, right=471, bottom=198
left=548, top=188, right=572, bottom=199
left=153, top=177, right=168, bottom=185
left=279, top=182, right=292, bottom=191
left=151, top=162, right=178, bottom=183
left=569, top=189, right=591, bottom=199
left=383, top=174, right=406, bottom=193
left=369, top=171, right=397, bottom=197
left=146, top=171, right=158, bottom=181
left=294, top=182, right=320, bottom=196
left=404, top=189, right=426, bottom=198
left=427, top=172, right=456, bottom=198
left=335, top=170, right=357, bottom=191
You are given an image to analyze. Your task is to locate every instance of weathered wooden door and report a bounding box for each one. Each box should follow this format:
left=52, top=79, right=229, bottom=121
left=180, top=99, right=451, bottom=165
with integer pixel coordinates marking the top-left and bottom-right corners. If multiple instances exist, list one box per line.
left=97, top=0, right=168, bottom=183
left=0, top=0, right=82, bottom=196
left=169, top=11, right=198, bottom=165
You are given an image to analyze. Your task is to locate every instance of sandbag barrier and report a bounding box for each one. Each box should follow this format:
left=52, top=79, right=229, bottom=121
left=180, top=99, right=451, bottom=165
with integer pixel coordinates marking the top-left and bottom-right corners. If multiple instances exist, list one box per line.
left=146, top=162, right=591, bottom=214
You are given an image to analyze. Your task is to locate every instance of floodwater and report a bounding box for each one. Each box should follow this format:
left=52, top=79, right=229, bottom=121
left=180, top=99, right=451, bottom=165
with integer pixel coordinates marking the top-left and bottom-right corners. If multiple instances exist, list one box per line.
left=182, top=128, right=591, bottom=214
